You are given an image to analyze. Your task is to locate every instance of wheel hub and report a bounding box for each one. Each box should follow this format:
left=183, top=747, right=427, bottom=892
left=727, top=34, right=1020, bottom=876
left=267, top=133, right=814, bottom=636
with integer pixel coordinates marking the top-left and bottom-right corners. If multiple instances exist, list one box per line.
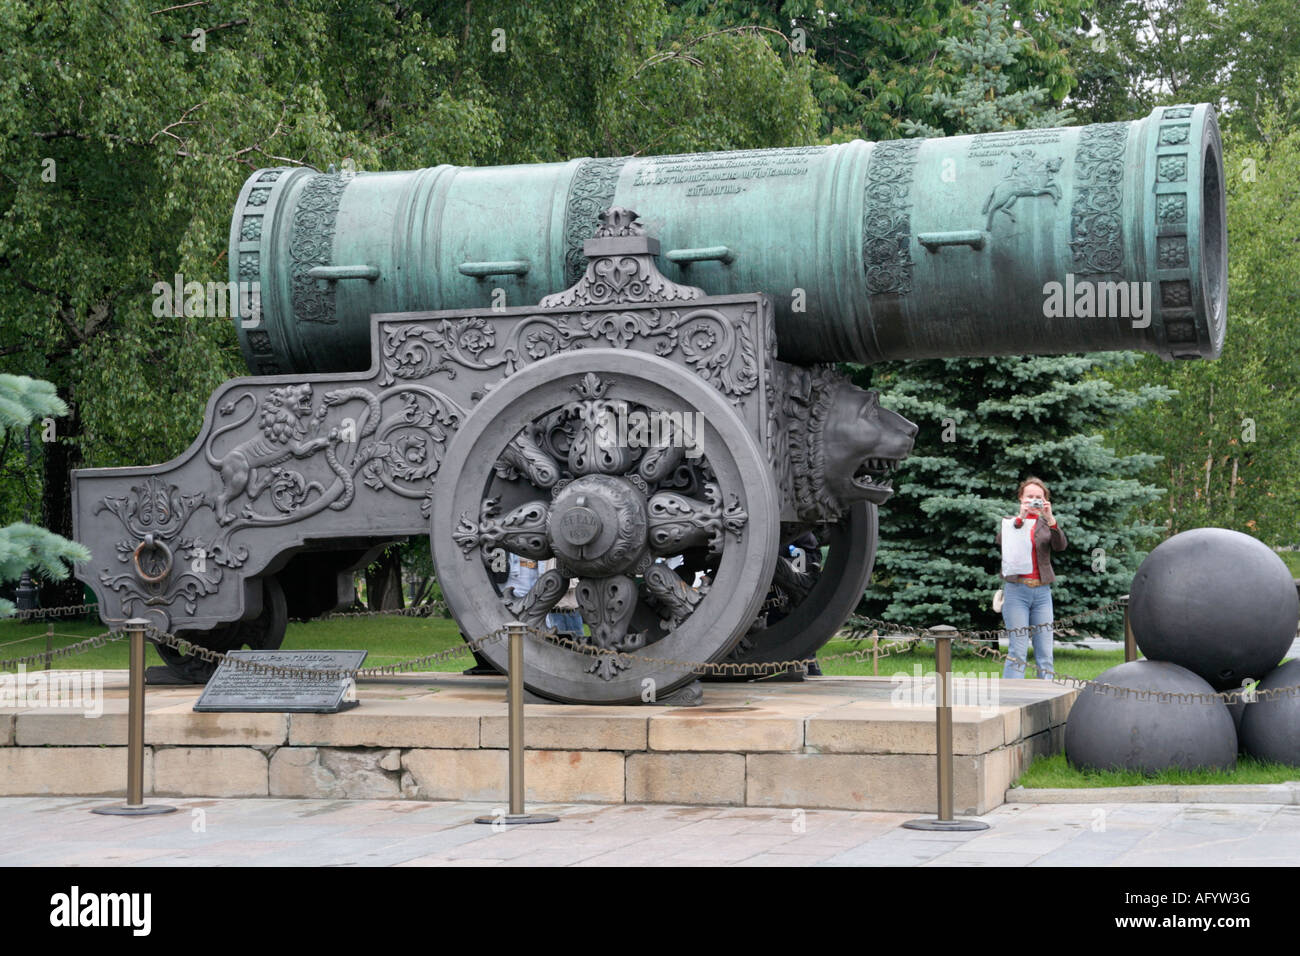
left=548, top=475, right=648, bottom=576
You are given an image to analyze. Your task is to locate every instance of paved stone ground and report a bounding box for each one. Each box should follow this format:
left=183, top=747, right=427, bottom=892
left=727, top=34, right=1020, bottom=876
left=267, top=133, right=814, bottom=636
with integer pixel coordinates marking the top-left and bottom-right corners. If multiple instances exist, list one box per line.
left=1, top=797, right=1297, bottom=866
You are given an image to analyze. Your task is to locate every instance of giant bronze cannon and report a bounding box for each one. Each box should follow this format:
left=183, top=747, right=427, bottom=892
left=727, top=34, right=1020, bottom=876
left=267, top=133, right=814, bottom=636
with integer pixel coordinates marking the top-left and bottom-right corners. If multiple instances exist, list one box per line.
left=72, top=104, right=1226, bottom=701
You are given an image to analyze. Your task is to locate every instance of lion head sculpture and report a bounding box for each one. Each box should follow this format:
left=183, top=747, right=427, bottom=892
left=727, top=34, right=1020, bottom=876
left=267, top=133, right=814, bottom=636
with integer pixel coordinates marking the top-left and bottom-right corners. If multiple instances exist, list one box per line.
left=783, top=365, right=917, bottom=522
left=258, top=384, right=316, bottom=442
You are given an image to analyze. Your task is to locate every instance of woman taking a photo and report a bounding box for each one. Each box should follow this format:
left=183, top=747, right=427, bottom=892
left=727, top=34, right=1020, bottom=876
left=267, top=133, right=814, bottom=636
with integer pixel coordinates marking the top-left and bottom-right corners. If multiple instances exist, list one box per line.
left=996, top=476, right=1067, bottom=679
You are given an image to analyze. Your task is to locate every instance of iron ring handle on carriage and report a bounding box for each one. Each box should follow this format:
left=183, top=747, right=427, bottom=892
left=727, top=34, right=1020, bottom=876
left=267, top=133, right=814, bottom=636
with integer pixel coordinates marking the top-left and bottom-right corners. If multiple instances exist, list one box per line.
left=131, top=534, right=173, bottom=584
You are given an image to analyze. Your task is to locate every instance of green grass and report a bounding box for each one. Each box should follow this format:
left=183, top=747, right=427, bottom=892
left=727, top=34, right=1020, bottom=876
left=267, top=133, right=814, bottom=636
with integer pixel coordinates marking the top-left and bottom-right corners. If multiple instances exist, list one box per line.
left=1016, top=752, right=1300, bottom=788
left=2, top=614, right=1131, bottom=677
left=2, top=614, right=1128, bottom=677
left=278, top=616, right=468, bottom=666
left=816, top=637, right=1126, bottom=680
left=0, top=615, right=471, bottom=672
left=1278, top=550, right=1300, bottom=577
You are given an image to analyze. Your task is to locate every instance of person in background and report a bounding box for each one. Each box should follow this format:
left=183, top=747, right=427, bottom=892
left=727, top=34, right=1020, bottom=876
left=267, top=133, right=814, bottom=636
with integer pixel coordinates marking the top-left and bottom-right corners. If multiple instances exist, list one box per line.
left=503, top=551, right=539, bottom=606
left=542, top=557, right=584, bottom=638
left=996, top=476, right=1067, bottom=679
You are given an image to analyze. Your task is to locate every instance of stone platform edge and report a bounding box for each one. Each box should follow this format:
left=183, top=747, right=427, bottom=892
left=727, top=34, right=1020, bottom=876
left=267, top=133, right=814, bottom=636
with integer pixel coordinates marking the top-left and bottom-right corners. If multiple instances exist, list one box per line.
left=1007, top=782, right=1300, bottom=805
left=0, top=677, right=1077, bottom=814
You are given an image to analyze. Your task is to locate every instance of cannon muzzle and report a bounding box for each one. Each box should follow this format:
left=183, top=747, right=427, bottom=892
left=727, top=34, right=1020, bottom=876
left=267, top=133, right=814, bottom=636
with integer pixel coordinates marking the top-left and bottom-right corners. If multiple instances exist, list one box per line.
left=230, top=103, right=1225, bottom=372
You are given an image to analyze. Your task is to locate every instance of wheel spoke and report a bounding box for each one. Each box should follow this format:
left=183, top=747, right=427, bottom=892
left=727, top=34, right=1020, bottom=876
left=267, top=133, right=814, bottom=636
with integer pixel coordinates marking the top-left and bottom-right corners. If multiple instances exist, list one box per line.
left=643, top=561, right=702, bottom=629
left=647, top=483, right=747, bottom=555
left=497, top=427, right=561, bottom=489
left=565, top=373, right=634, bottom=476
left=636, top=428, right=685, bottom=484
left=453, top=497, right=553, bottom=560
left=507, top=568, right=567, bottom=627
left=575, top=575, right=642, bottom=679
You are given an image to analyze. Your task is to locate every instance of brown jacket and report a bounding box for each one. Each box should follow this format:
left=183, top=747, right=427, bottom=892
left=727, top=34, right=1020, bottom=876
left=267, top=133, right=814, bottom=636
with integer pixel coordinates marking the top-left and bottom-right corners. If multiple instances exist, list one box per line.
left=996, top=517, right=1068, bottom=585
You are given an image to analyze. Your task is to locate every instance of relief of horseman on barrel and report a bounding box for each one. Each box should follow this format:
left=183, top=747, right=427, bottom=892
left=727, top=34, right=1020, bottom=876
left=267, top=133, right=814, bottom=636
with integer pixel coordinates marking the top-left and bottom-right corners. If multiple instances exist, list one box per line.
left=982, top=148, right=1065, bottom=231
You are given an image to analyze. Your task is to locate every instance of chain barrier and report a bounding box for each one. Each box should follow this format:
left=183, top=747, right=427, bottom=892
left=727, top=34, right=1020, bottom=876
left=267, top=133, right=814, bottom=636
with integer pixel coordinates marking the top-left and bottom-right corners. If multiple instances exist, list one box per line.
left=7, top=597, right=1300, bottom=707
left=0, top=630, right=126, bottom=671
left=841, top=597, right=1130, bottom=645
left=949, top=632, right=1300, bottom=707
left=143, top=625, right=503, bottom=680
left=6, top=601, right=454, bottom=623
left=526, top=628, right=924, bottom=677
left=7, top=603, right=101, bottom=621
left=1, top=598, right=477, bottom=677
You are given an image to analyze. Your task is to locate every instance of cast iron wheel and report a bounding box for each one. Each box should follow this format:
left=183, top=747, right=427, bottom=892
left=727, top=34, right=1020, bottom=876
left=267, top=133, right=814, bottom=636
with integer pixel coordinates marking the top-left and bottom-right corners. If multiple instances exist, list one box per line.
left=156, top=576, right=289, bottom=683
left=431, top=350, right=779, bottom=704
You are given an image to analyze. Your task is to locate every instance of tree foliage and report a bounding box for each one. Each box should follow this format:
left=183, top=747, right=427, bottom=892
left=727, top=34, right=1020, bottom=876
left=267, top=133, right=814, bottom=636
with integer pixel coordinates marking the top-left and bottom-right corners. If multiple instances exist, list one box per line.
left=901, top=1, right=1075, bottom=135
left=0, top=1, right=819, bottom=603
left=1069, top=0, right=1300, bottom=138
left=0, top=374, right=88, bottom=616
left=1069, top=12, right=1300, bottom=545
left=668, top=0, right=1085, bottom=141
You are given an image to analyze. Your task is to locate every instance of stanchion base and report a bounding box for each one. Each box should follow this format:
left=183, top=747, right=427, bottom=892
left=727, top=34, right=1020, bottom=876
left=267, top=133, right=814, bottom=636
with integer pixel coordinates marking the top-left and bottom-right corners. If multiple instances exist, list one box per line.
left=473, top=813, right=560, bottom=825
left=91, top=804, right=179, bottom=816
left=902, top=817, right=990, bottom=831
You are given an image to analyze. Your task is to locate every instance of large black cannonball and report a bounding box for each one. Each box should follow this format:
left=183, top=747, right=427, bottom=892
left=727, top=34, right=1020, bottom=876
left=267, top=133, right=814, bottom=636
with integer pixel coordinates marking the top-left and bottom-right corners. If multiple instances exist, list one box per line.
left=1130, top=528, right=1298, bottom=690
left=1239, top=659, right=1300, bottom=766
left=1065, top=660, right=1237, bottom=773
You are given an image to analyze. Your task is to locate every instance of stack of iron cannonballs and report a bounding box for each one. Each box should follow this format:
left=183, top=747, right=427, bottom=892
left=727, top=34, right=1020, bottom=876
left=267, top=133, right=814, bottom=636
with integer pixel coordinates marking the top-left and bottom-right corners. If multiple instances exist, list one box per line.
left=1064, top=528, right=1300, bottom=773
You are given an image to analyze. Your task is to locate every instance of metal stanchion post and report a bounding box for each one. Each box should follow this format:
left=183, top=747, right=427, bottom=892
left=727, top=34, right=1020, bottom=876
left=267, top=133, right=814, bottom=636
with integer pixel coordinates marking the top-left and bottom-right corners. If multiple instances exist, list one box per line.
left=92, top=619, right=176, bottom=816
left=904, top=626, right=990, bottom=832
left=1122, top=594, right=1137, bottom=663
left=475, top=622, right=557, bottom=826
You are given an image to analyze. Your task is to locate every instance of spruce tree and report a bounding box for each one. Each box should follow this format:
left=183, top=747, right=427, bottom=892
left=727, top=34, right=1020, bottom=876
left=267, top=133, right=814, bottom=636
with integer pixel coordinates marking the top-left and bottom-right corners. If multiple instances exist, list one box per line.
left=0, top=374, right=89, bottom=617
left=854, top=2, right=1170, bottom=638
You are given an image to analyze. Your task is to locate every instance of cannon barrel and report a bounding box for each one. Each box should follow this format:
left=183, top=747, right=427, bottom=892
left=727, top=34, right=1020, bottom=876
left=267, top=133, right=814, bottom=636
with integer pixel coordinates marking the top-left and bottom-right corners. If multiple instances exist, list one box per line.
left=230, top=104, right=1225, bottom=373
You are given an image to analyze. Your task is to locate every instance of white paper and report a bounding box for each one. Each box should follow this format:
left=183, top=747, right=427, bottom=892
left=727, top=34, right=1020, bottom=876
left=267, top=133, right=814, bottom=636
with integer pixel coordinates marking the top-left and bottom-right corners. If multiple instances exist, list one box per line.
left=1001, top=517, right=1036, bottom=577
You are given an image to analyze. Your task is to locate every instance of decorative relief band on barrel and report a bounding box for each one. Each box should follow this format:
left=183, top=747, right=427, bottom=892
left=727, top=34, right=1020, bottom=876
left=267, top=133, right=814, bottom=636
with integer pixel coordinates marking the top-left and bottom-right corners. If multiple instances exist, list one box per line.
left=1157, top=236, right=1188, bottom=268
left=234, top=169, right=287, bottom=375
left=245, top=330, right=283, bottom=374
left=1070, top=122, right=1129, bottom=276
left=289, top=174, right=348, bottom=326
left=861, top=139, right=922, bottom=295
left=1156, top=194, right=1187, bottom=225
left=1153, top=105, right=1198, bottom=346
left=563, top=158, right=627, bottom=285
left=1156, top=156, right=1188, bottom=182
left=237, top=252, right=259, bottom=281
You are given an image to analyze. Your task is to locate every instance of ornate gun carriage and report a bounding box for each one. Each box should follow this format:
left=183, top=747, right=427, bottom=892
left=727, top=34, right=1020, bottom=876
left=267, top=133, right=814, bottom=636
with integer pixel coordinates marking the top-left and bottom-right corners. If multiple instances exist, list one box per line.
left=72, top=105, right=1226, bottom=703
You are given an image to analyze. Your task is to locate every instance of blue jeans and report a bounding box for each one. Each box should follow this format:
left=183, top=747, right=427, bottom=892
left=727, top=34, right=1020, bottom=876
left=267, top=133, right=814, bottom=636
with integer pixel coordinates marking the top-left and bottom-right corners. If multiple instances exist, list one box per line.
left=1001, top=581, right=1054, bottom=679
left=547, top=609, right=584, bottom=637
